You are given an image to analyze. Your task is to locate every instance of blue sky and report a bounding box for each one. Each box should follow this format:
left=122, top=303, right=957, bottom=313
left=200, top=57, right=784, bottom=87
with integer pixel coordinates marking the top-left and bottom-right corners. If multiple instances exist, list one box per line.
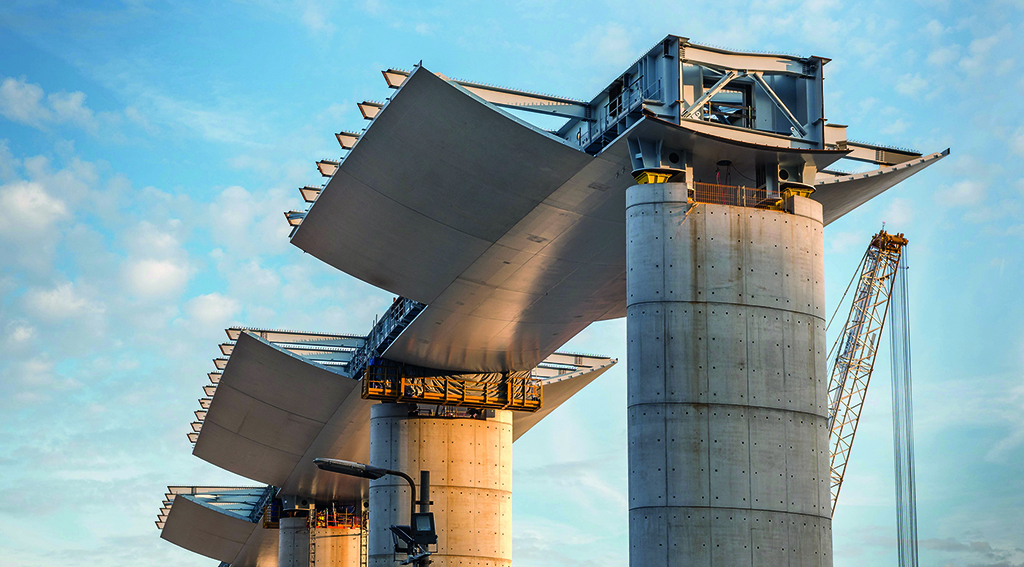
left=0, top=1, right=1021, bottom=566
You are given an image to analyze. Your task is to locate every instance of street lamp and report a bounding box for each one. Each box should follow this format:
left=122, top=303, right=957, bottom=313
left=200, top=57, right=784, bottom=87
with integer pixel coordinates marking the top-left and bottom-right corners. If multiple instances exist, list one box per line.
left=313, top=458, right=436, bottom=565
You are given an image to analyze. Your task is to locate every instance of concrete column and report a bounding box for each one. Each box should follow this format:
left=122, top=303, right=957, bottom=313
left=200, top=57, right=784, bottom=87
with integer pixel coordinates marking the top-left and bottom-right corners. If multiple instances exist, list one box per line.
left=368, top=403, right=512, bottom=567
left=311, top=526, right=360, bottom=566
left=625, top=183, right=831, bottom=567
left=279, top=516, right=311, bottom=567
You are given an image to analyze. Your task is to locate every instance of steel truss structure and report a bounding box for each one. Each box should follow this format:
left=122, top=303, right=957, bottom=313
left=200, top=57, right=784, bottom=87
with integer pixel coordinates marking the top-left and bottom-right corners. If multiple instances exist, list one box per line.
left=826, top=230, right=908, bottom=512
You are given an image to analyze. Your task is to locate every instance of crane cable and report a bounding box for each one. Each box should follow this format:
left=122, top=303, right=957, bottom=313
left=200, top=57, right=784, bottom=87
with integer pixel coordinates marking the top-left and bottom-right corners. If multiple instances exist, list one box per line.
left=890, top=249, right=919, bottom=567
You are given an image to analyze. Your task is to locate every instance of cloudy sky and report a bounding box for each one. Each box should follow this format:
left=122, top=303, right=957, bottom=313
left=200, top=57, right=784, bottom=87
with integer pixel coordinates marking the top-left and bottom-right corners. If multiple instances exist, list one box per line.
left=1, top=1, right=1022, bottom=566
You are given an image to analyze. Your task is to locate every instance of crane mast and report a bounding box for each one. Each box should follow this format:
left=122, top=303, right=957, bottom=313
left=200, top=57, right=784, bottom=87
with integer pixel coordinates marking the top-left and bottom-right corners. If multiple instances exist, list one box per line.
left=826, top=230, right=908, bottom=512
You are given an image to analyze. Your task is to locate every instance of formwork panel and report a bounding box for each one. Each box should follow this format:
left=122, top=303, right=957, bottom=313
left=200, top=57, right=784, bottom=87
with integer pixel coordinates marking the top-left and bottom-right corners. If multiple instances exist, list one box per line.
left=786, top=414, right=826, bottom=515
left=710, top=511, right=754, bottom=567
left=628, top=404, right=669, bottom=509
left=705, top=305, right=749, bottom=406
left=627, top=306, right=668, bottom=406
left=664, top=404, right=711, bottom=507
left=630, top=509, right=672, bottom=567
left=703, top=208, right=745, bottom=304
left=662, top=203, right=703, bottom=302
left=748, top=407, right=788, bottom=512
left=626, top=202, right=667, bottom=305
left=742, top=210, right=786, bottom=307
left=746, top=308, right=786, bottom=411
left=664, top=304, right=709, bottom=404
left=708, top=408, right=752, bottom=509
left=665, top=510, right=712, bottom=567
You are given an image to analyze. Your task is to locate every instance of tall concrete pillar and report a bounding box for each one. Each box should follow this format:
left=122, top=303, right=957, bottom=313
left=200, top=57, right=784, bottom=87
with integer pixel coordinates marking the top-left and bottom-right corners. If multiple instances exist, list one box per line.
left=279, top=516, right=311, bottom=567
left=311, top=525, right=360, bottom=566
left=625, top=183, right=832, bottom=567
left=368, top=403, right=512, bottom=567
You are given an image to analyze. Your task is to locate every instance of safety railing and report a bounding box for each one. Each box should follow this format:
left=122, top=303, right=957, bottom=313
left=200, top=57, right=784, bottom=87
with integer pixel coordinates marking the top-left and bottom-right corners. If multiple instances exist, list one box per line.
left=349, top=297, right=425, bottom=378
left=579, top=77, right=662, bottom=151
left=311, top=505, right=361, bottom=530
left=361, top=366, right=543, bottom=412
left=249, top=485, right=278, bottom=523
left=262, top=500, right=281, bottom=529
left=690, top=182, right=783, bottom=210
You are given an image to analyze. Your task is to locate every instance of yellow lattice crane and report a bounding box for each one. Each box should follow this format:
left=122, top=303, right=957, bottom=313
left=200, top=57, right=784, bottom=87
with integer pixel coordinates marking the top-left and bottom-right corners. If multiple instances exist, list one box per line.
left=826, top=230, right=908, bottom=513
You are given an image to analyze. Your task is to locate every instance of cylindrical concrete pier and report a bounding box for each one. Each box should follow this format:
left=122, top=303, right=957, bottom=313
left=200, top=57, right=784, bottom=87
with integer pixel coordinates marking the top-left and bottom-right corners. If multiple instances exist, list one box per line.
left=311, top=526, right=360, bottom=566
left=279, top=516, right=311, bottom=567
left=368, top=403, right=512, bottom=567
left=625, top=183, right=831, bottom=567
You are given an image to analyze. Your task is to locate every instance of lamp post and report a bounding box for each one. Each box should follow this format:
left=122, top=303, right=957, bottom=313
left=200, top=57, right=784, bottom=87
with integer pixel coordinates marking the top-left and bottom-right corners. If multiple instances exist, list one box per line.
left=313, top=458, right=435, bottom=565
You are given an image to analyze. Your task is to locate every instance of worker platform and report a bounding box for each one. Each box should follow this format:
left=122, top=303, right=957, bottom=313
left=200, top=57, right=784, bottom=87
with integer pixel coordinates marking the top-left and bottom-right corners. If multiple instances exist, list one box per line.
left=361, top=365, right=543, bottom=411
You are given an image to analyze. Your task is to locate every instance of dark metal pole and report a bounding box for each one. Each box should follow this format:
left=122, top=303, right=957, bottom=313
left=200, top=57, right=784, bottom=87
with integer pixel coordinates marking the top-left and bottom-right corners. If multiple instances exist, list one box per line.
left=418, top=470, right=431, bottom=566
left=419, top=470, right=430, bottom=513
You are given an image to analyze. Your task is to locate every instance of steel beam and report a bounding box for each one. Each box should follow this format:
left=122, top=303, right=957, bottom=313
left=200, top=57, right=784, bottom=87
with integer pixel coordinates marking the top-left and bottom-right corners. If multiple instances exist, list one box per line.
left=382, top=68, right=589, bottom=120
left=750, top=72, right=807, bottom=137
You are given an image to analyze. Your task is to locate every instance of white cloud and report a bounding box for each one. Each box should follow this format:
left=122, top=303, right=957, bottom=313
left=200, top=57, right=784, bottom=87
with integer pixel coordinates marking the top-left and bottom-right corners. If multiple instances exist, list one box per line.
left=882, top=198, right=913, bottom=226
left=23, top=282, right=105, bottom=320
left=0, top=76, right=99, bottom=132
left=0, top=180, right=70, bottom=237
left=894, top=73, right=927, bottom=96
left=828, top=230, right=866, bottom=254
left=123, top=258, right=191, bottom=298
left=927, top=45, right=958, bottom=67
left=0, top=139, right=19, bottom=181
left=1012, top=127, right=1024, bottom=158
left=935, top=180, right=986, bottom=206
left=0, top=76, right=51, bottom=127
left=572, top=24, right=634, bottom=72
left=47, top=90, right=99, bottom=131
left=124, top=220, right=183, bottom=258
left=123, top=106, right=156, bottom=134
left=924, top=19, right=946, bottom=36
left=881, top=118, right=909, bottom=135
left=959, top=28, right=1010, bottom=74
left=985, top=378, right=1024, bottom=462
left=4, top=320, right=36, bottom=347
left=208, top=185, right=292, bottom=255
left=21, top=153, right=98, bottom=206
left=185, top=292, right=241, bottom=327
left=300, top=1, right=336, bottom=36
left=2, top=356, right=81, bottom=405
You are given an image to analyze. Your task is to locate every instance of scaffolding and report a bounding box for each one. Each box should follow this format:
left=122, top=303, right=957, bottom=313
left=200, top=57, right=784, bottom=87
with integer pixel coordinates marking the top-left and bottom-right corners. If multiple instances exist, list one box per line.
left=361, top=365, right=543, bottom=412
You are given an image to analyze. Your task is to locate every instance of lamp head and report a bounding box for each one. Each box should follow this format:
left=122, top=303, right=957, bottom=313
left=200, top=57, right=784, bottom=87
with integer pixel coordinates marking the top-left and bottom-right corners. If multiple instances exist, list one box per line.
left=313, top=458, right=388, bottom=480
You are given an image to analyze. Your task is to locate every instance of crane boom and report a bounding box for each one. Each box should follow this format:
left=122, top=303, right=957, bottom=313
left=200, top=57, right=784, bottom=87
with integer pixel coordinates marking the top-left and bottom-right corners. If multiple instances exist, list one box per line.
left=826, top=230, right=908, bottom=514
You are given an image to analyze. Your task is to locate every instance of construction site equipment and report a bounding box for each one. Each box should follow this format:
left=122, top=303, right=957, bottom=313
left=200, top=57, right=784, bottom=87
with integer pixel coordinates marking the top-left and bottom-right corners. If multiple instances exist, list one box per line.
left=361, top=365, right=543, bottom=411
left=827, top=229, right=908, bottom=510
left=826, top=229, right=919, bottom=567
left=262, top=500, right=281, bottom=529
left=310, top=504, right=361, bottom=530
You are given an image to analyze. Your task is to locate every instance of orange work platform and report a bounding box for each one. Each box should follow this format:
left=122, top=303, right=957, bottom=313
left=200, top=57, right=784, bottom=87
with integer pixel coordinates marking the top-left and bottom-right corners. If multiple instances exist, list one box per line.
left=361, top=365, right=543, bottom=412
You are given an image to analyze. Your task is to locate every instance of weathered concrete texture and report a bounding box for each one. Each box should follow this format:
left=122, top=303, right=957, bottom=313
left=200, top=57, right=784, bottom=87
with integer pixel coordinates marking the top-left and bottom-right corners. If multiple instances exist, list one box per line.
left=279, top=516, right=311, bottom=567
left=369, top=403, right=512, bottom=567
left=312, top=527, right=360, bottom=566
left=625, top=183, right=831, bottom=567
